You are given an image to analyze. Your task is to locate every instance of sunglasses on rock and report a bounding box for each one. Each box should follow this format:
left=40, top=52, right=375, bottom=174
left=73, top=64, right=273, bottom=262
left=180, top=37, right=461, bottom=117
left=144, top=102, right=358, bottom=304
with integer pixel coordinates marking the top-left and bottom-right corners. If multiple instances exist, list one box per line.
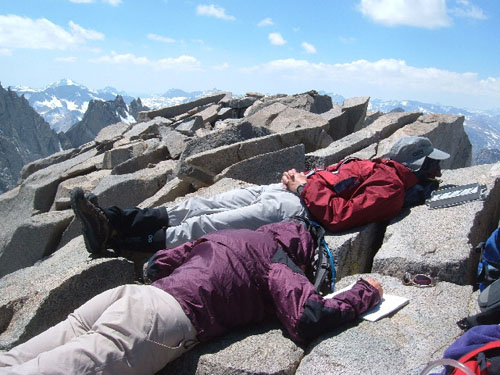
left=402, top=272, right=434, bottom=287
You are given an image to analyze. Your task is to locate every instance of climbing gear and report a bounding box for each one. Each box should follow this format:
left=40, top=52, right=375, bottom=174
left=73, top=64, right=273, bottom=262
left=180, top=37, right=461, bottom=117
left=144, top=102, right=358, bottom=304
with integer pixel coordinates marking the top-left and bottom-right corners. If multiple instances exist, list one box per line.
left=425, top=183, right=487, bottom=209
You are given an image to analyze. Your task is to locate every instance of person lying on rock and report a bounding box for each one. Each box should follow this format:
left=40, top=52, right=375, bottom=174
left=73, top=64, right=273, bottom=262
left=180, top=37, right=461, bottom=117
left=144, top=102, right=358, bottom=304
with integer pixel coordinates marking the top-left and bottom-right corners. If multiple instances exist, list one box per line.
left=71, top=135, right=449, bottom=255
left=0, top=219, right=383, bottom=375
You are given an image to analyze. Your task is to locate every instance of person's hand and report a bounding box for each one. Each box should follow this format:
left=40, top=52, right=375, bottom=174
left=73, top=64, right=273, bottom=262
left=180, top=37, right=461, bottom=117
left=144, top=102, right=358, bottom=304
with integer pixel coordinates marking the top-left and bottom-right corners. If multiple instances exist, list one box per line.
left=281, top=169, right=307, bottom=193
left=366, top=278, right=383, bottom=299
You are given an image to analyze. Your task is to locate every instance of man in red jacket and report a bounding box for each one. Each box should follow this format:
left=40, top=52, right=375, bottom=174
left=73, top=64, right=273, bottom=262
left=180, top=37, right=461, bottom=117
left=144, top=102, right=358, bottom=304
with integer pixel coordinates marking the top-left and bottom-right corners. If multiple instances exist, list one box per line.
left=0, top=221, right=382, bottom=375
left=71, top=135, right=449, bottom=255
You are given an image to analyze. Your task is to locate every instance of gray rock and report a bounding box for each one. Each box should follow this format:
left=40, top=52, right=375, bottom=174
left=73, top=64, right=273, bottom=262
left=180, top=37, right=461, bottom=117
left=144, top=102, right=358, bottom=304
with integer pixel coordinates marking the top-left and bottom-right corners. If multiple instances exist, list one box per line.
left=17, top=147, right=82, bottom=183
left=305, top=112, right=422, bottom=169
left=0, top=236, right=135, bottom=350
left=158, top=127, right=190, bottom=160
left=215, top=144, right=305, bottom=185
left=92, top=160, right=175, bottom=207
left=175, top=116, right=204, bottom=136
left=123, top=117, right=171, bottom=140
left=223, top=96, right=259, bottom=110
left=0, top=147, right=100, bottom=264
left=138, top=93, right=227, bottom=121
left=196, top=104, right=221, bottom=124
left=95, top=122, right=131, bottom=144
left=138, top=178, right=193, bottom=209
left=216, top=107, right=233, bottom=121
left=326, top=223, right=386, bottom=281
left=320, top=105, right=349, bottom=140
left=177, top=122, right=271, bottom=186
left=163, top=323, right=303, bottom=375
left=362, top=110, right=383, bottom=128
left=103, top=141, right=147, bottom=169
left=242, top=103, right=329, bottom=134
left=0, top=210, right=74, bottom=278
left=341, top=96, right=370, bottom=133
left=375, top=114, right=471, bottom=169
left=51, top=170, right=112, bottom=211
left=373, top=163, right=500, bottom=285
left=296, top=273, right=480, bottom=375
left=183, top=127, right=331, bottom=186
left=244, top=90, right=333, bottom=117
left=111, top=145, right=170, bottom=176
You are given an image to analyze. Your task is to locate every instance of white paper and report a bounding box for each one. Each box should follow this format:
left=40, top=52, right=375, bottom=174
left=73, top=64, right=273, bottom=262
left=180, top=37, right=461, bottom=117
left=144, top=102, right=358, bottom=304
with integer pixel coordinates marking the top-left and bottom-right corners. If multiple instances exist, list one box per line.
left=324, top=283, right=409, bottom=322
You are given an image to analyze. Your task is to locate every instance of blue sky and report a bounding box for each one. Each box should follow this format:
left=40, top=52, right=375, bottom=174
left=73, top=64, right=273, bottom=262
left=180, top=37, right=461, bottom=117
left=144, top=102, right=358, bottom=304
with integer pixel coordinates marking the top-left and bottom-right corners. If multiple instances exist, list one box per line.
left=0, top=0, right=499, bottom=110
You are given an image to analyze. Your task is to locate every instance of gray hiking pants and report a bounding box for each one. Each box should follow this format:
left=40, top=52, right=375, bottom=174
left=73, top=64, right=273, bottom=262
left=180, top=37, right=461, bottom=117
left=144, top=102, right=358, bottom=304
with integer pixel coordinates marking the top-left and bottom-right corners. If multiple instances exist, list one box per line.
left=166, top=183, right=309, bottom=248
left=0, top=285, right=197, bottom=375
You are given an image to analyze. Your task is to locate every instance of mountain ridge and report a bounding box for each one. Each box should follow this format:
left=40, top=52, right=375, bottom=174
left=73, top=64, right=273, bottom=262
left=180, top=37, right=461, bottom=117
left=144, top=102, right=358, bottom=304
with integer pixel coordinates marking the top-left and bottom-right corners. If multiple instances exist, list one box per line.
left=9, top=80, right=500, bottom=164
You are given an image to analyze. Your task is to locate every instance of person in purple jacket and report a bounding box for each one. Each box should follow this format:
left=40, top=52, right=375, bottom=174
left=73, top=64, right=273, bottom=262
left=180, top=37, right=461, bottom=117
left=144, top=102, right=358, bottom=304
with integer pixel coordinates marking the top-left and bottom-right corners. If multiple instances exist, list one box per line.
left=0, top=220, right=382, bottom=375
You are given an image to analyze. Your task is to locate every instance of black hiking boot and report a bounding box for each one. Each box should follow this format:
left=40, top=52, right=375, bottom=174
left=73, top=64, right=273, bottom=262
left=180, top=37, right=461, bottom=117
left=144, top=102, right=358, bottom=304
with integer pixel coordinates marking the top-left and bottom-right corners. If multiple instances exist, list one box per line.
left=70, top=188, right=111, bottom=254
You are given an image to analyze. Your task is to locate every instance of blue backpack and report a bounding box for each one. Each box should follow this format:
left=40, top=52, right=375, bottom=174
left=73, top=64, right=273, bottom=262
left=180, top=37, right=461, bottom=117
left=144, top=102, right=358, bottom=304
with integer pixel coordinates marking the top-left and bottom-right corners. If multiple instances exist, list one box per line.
left=477, top=228, right=500, bottom=292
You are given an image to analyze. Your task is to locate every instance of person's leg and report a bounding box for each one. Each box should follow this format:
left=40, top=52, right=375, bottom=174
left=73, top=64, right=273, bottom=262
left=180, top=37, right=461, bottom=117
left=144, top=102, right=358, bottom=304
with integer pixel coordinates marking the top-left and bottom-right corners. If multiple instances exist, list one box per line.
left=166, top=184, right=308, bottom=248
left=103, top=206, right=169, bottom=237
left=166, top=185, right=263, bottom=226
left=0, top=285, right=196, bottom=375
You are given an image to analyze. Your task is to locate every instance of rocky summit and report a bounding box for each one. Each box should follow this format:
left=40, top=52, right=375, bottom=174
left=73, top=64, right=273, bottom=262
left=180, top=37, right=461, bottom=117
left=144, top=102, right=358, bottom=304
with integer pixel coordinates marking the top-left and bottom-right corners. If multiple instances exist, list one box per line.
left=0, top=89, right=496, bottom=374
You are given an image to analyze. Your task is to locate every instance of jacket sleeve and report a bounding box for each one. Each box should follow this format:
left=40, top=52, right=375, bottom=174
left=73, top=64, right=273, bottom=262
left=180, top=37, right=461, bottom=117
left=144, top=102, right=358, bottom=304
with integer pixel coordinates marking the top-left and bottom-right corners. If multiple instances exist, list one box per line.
left=145, top=240, right=199, bottom=282
left=267, top=263, right=381, bottom=343
left=300, top=168, right=406, bottom=232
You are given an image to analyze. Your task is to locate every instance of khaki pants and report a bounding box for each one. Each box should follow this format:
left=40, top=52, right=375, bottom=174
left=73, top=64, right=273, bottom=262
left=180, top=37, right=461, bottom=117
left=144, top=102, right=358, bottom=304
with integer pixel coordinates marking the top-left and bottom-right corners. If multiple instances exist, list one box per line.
left=0, top=285, right=197, bottom=375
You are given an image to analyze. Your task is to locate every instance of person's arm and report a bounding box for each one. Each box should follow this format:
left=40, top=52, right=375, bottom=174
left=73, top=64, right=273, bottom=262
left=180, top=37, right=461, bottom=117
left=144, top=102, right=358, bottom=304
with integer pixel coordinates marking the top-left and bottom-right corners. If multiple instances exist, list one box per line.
left=267, top=262, right=381, bottom=343
left=300, top=171, right=406, bottom=232
left=145, top=239, right=200, bottom=281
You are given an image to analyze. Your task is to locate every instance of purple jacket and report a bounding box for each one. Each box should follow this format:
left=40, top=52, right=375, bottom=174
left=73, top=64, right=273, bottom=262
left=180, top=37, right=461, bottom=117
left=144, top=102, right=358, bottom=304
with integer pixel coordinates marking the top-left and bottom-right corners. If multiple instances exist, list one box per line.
left=148, top=221, right=380, bottom=343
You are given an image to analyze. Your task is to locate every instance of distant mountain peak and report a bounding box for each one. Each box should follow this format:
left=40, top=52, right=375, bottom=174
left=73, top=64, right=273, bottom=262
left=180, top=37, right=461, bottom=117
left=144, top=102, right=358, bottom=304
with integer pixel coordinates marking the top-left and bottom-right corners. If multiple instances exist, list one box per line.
left=47, top=79, right=83, bottom=89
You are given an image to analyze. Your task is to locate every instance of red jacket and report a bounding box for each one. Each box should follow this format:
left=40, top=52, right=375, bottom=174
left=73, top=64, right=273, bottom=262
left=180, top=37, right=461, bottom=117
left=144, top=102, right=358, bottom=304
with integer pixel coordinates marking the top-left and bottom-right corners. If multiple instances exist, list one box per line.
left=300, top=158, right=419, bottom=232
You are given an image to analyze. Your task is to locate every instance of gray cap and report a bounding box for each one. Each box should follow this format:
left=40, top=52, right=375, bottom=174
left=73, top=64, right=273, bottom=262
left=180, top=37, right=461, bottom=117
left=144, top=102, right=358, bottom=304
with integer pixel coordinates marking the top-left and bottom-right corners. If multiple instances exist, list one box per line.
left=388, top=136, right=450, bottom=171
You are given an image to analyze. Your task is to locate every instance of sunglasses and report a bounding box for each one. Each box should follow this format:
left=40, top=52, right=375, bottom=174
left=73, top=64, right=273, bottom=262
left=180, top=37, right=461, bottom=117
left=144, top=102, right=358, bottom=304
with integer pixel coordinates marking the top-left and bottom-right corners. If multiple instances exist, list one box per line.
left=403, top=272, right=434, bottom=287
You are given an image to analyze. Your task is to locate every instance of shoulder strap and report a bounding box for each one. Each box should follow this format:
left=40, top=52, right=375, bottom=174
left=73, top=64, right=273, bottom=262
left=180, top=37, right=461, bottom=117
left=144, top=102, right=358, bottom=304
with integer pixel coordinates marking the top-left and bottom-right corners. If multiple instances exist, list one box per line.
left=457, top=339, right=500, bottom=364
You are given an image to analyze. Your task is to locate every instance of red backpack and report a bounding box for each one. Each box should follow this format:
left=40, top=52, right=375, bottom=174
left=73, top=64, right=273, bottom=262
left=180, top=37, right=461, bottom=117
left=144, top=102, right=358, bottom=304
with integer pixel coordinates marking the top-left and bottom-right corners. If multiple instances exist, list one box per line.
left=450, top=339, right=500, bottom=374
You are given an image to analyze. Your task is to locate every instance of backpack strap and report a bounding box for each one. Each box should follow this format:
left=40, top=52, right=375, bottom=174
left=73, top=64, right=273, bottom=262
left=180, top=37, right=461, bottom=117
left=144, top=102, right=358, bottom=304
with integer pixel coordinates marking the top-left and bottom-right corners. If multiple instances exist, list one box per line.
left=455, top=339, right=500, bottom=374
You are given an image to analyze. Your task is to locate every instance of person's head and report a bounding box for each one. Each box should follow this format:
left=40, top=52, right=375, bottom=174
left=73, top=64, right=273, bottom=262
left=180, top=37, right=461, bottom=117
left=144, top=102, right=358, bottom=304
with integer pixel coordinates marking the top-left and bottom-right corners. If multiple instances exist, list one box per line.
left=388, top=136, right=450, bottom=180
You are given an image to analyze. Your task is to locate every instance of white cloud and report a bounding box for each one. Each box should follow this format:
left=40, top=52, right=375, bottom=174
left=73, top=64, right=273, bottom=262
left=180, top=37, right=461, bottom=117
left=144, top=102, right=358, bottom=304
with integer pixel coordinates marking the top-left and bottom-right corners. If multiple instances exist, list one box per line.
left=147, top=33, right=176, bottom=43
left=358, top=0, right=451, bottom=29
left=258, top=17, right=274, bottom=27
left=339, top=36, right=356, bottom=44
left=196, top=4, right=235, bottom=21
left=301, top=42, right=317, bottom=54
left=89, top=51, right=202, bottom=71
left=103, top=0, right=122, bottom=5
left=55, top=56, right=77, bottom=62
left=212, top=62, right=229, bottom=70
left=69, top=0, right=122, bottom=5
left=0, top=48, right=12, bottom=56
left=450, top=0, right=487, bottom=20
left=0, top=15, right=104, bottom=50
left=240, top=58, right=500, bottom=109
left=69, top=21, right=104, bottom=41
left=268, top=32, right=286, bottom=46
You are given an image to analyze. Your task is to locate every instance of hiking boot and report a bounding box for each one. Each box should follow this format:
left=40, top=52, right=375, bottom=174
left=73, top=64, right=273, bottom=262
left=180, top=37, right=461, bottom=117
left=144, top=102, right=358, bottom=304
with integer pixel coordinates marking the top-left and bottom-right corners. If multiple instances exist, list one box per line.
left=70, top=187, right=111, bottom=254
